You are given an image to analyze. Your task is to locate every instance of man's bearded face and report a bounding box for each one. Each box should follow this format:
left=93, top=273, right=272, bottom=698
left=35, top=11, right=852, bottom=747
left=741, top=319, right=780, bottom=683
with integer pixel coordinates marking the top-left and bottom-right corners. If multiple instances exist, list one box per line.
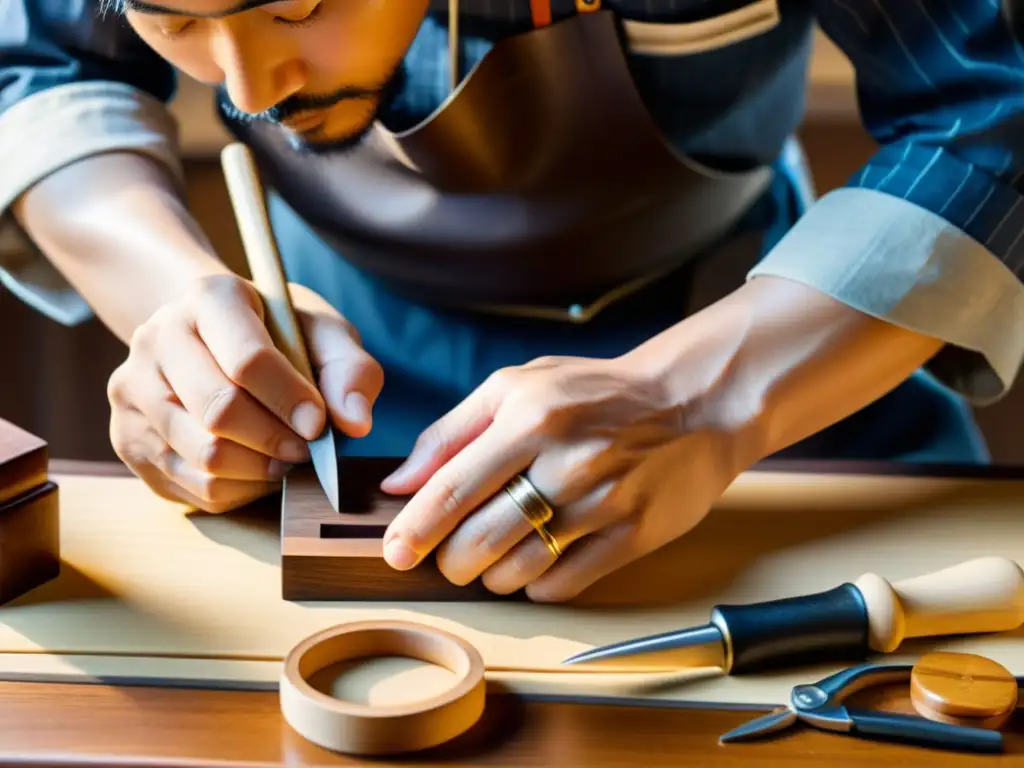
left=121, top=0, right=428, bottom=151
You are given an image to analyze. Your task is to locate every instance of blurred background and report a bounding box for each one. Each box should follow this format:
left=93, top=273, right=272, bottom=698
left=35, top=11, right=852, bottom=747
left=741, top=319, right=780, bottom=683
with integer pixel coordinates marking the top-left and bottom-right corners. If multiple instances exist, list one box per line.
left=1, top=30, right=1020, bottom=464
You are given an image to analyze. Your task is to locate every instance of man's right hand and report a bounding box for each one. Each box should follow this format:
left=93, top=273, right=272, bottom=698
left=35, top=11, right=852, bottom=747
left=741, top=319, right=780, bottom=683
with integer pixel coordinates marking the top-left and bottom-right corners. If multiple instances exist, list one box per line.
left=107, top=274, right=383, bottom=513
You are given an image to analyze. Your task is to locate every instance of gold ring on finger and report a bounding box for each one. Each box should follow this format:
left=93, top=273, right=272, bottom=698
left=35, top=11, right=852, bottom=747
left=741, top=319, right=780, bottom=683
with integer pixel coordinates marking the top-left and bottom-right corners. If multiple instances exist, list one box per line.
left=533, top=523, right=563, bottom=558
left=503, top=473, right=562, bottom=558
left=503, top=473, right=554, bottom=527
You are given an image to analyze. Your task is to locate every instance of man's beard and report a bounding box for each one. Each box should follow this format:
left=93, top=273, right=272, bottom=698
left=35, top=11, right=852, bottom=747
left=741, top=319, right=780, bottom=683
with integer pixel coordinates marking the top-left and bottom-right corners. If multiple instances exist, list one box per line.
left=216, top=65, right=406, bottom=154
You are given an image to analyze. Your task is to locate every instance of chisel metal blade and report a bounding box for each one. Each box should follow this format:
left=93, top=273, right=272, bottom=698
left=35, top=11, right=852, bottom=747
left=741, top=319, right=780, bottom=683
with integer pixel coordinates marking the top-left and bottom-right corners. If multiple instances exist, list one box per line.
left=718, top=707, right=798, bottom=743
left=561, top=623, right=727, bottom=672
left=308, top=425, right=340, bottom=514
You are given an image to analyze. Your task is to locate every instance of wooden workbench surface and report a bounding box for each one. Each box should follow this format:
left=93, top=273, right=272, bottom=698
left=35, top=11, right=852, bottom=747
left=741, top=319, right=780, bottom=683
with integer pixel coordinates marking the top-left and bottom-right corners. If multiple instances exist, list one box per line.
left=0, top=677, right=1018, bottom=766
left=0, top=458, right=1018, bottom=766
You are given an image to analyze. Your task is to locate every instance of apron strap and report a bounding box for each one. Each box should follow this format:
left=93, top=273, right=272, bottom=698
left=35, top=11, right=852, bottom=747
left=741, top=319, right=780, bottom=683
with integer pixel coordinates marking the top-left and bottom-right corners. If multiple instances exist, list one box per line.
left=448, top=0, right=460, bottom=92
left=451, top=0, right=602, bottom=86
left=530, top=0, right=552, bottom=27
left=531, top=0, right=601, bottom=27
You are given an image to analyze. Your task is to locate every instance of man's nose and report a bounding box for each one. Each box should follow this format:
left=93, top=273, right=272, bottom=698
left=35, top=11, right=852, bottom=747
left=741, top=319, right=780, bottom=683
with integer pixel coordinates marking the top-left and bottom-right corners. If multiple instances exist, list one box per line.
left=213, top=29, right=305, bottom=115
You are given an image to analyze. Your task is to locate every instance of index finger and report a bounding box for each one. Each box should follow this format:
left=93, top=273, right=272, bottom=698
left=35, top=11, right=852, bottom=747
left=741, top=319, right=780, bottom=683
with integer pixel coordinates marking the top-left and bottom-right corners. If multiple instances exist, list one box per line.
left=191, top=278, right=326, bottom=441
left=381, top=419, right=539, bottom=571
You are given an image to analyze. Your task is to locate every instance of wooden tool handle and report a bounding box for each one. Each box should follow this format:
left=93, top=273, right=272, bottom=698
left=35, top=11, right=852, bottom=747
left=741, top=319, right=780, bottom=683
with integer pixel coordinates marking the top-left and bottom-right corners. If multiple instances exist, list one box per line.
left=220, top=142, right=316, bottom=385
left=854, top=557, right=1024, bottom=653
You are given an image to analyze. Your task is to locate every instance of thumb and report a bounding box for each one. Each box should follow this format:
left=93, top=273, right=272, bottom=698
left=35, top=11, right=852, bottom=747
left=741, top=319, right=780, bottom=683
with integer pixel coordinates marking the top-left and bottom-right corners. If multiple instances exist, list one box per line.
left=291, top=285, right=383, bottom=438
left=319, top=349, right=384, bottom=438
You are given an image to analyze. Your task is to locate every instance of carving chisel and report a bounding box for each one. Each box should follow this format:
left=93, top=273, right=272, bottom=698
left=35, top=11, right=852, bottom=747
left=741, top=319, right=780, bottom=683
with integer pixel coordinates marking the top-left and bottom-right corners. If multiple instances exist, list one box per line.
left=562, top=556, right=1024, bottom=674
left=220, top=143, right=340, bottom=512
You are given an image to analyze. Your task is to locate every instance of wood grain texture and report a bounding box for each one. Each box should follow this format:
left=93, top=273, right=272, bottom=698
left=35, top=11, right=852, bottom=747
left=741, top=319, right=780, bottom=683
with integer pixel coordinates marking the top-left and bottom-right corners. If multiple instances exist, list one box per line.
left=0, top=677, right=1021, bottom=766
left=0, top=482, right=60, bottom=606
left=0, top=421, right=59, bottom=606
left=4, top=460, right=1018, bottom=765
left=0, top=418, right=47, bottom=506
left=281, top=461, right=517, bottom=601
left=280, top=620, right=487, bottom=755
left=911, top=651, right=1019, bottom=729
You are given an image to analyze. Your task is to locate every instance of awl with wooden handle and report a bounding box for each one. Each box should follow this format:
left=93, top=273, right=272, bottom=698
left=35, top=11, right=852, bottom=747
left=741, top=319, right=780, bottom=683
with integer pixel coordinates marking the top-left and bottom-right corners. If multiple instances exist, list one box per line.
left=561, top=556, right=1024, bottom=673
left=220, top=142, right=341, bottom=512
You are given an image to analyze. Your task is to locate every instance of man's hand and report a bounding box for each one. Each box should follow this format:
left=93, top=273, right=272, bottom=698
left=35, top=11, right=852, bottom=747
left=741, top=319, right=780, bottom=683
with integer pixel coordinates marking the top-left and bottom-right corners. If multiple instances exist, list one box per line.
left=376, top=354, right=750, bottom=603
left=107, top=274, right=383, bottom=512
left=374, top=275, right=944, bottom=603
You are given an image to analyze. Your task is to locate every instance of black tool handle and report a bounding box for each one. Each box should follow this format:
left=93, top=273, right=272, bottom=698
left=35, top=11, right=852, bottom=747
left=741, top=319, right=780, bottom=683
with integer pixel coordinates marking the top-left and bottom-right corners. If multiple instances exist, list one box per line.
left=712, top=583, right=869, bottom=674
left=847, top=708, right=1004, bottom=753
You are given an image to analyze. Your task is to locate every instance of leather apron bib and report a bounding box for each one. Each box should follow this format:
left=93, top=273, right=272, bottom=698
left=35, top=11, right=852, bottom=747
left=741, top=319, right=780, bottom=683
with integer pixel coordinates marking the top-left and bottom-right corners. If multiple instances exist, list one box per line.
left=225, top=0, right=778, bottom=322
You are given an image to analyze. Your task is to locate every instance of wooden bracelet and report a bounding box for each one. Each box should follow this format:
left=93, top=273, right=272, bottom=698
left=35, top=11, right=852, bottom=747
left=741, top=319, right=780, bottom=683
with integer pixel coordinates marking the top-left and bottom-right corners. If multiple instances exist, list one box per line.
left=280, top=620, right=487, bottom=755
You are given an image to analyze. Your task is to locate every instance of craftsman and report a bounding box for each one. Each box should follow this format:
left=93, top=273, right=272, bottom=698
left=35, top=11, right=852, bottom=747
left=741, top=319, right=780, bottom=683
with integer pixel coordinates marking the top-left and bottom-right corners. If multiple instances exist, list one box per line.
left=1, top=1, right=1022, bottom=601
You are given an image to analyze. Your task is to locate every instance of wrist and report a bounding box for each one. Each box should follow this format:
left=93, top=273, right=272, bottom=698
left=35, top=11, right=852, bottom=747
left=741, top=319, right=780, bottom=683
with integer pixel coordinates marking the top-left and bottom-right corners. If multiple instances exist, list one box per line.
left=620, top=286, right=768, bottom=475
left=624, top=275, right=943, bottom=464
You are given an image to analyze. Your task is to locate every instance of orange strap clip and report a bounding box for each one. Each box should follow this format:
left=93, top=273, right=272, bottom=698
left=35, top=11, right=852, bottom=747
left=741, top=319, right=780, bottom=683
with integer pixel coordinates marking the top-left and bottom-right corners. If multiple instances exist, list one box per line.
left=530, top=0, right=552, bottom=26
left=532, top=0, right=602, bottom=27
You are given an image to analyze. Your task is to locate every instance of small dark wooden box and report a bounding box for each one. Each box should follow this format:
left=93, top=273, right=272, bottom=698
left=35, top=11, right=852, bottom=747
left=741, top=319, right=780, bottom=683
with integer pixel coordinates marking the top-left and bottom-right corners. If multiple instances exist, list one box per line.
left=281, top=458, right=514, bottom=601
left=0, top=418, right=59, bottom=605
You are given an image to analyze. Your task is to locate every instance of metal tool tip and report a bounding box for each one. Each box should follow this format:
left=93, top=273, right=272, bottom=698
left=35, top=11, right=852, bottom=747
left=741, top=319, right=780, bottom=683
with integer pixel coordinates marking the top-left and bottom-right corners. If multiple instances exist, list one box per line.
left=559, top=624, right=726, bottom=671
left=560, top=649, right=595, bottom=666
left=309, top=428, right=341, bottom=513
left=717, top=708, right=798, bottom=745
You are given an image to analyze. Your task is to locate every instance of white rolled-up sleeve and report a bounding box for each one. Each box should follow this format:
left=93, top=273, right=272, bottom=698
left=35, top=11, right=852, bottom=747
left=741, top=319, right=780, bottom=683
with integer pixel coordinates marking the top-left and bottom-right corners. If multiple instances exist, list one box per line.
left=750, top=0, right=1024, bottom=406
left=748, top=188, right=1024, bottom=405
left=0, top=81, right=184, bottom=326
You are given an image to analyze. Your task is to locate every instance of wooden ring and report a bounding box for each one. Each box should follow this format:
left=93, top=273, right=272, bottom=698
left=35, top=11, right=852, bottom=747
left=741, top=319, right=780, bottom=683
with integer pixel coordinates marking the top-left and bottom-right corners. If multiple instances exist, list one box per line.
left=280, top=620, right=486, bottom=755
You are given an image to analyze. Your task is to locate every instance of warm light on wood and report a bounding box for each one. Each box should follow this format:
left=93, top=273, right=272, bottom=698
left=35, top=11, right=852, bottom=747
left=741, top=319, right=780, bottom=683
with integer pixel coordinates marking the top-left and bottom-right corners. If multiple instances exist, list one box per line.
left=0, top=464, right=1022, bottom=715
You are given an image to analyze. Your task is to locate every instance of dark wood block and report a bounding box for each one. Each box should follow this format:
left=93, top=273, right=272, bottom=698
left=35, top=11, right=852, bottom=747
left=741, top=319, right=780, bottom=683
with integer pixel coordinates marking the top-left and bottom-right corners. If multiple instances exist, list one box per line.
left=0, top=418, right=47, bottom=506
left=0, top=419, right=60, bottom=605
left=281, top=459, right=518, bottom=601
left=0, top=481, right=60, bottom=605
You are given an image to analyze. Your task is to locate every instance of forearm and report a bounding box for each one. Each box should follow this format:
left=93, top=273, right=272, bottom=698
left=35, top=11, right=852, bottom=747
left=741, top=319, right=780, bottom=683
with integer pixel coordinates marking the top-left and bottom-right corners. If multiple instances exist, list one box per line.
left=12, top=152, right=232, bottom=344
left=629, top=275, right=943, bottom=468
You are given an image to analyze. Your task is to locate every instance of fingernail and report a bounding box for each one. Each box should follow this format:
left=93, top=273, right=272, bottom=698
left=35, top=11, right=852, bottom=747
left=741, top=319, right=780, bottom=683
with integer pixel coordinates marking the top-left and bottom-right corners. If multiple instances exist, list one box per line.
left=290, top=401, right=322, bottom=441
left=267, top=460, right=291, bottom=480
left=383, top=537, right=417, bottom=570
left=382, top=460, right=412, bottom=488
left=343, top=392, right=371, bottom=426
left=280, top=440, right=310, bottom=463
left=382, top=442, right=426, bottom=487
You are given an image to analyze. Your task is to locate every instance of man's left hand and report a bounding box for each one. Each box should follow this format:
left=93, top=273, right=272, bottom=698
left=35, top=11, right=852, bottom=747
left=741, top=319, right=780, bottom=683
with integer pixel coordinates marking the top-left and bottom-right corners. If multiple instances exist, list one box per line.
left=378, top=354, right=746, bottom=602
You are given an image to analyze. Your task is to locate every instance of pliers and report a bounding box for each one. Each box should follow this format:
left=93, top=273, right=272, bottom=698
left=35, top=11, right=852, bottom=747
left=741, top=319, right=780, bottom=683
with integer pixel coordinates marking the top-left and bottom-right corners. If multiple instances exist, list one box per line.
left=719, top=663, right=1005, bottom=753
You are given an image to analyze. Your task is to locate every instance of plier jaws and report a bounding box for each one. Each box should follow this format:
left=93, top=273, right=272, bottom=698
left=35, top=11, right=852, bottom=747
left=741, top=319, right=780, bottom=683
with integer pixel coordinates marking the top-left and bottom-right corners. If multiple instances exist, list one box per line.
left=720, top=663, right=1006, bottom=753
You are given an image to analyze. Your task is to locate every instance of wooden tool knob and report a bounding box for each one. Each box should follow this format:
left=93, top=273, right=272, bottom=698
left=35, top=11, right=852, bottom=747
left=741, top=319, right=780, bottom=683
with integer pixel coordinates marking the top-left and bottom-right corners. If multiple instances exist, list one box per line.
left=910, top=651, right=1018, bottom=730
left=853, top=557, right=1024, bottom=653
